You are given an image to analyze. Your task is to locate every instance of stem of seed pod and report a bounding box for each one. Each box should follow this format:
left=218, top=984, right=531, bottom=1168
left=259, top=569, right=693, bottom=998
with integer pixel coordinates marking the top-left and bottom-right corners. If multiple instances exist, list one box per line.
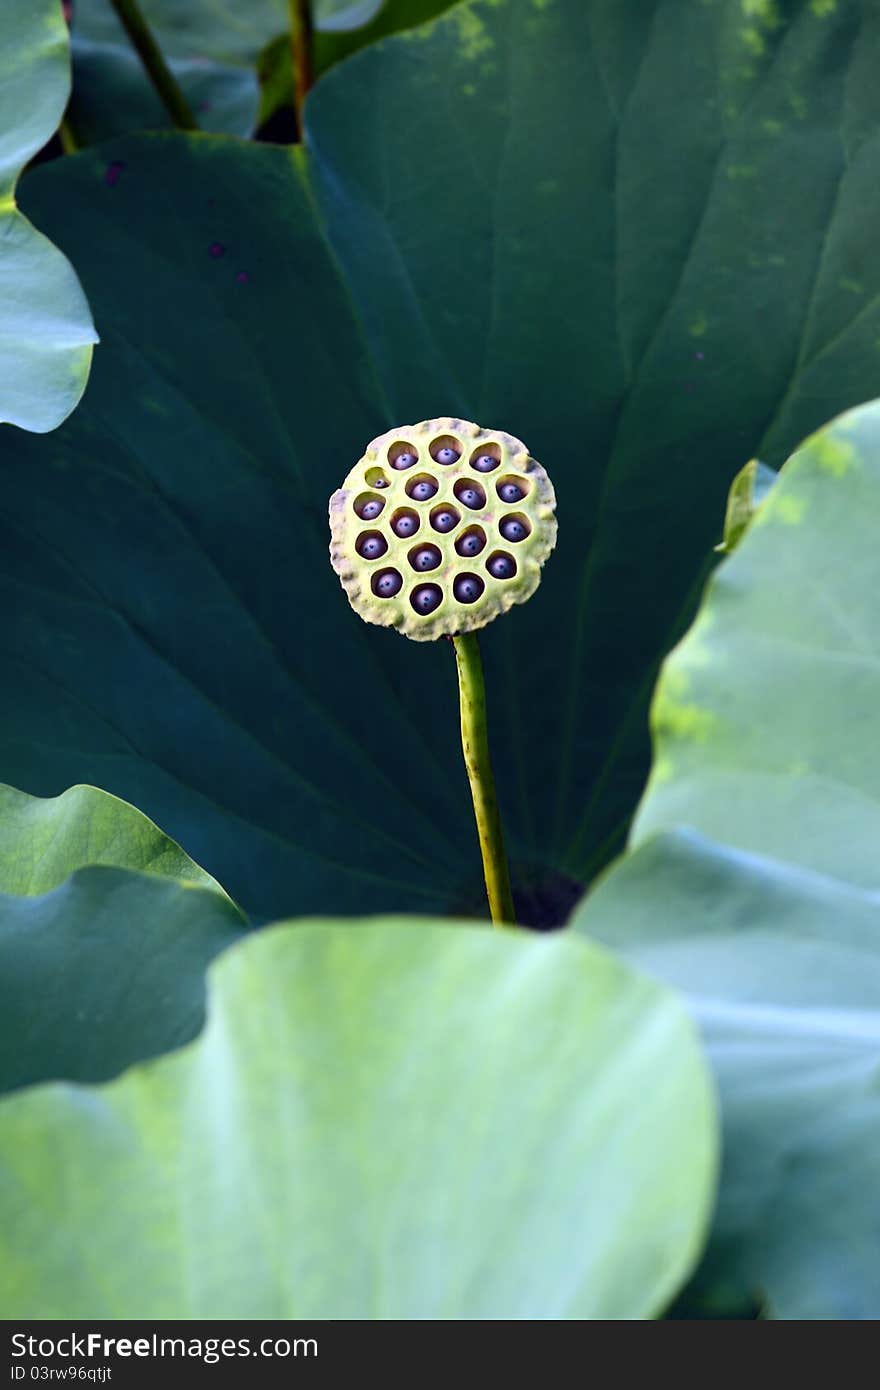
left=452, top=633, right=516, bottom=926
left=58, top=113, right=78, bottom=154
left=288, top=0, right=314, bottom=135
left=108, top=0, right=198, bottom=130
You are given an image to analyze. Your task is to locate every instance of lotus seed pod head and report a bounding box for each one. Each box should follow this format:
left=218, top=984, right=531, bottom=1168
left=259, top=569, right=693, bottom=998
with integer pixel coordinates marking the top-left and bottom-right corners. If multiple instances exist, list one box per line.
left=328, top=418, right=557, bottom=641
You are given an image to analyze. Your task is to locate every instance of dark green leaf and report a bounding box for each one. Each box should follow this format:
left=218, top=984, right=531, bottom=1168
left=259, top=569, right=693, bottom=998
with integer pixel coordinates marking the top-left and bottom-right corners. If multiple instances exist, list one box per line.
left=5, top=134, right=469, bottom=922
left=6, top=0, right=880, bottom=919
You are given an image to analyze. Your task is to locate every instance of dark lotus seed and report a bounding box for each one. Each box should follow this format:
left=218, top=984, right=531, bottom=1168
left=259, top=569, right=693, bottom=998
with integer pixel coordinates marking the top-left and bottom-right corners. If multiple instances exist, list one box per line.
left=431, top=507, right=459, bottom=533
left=410, top=583, right=443, bottom=615
left=410, top=544, right=441, bottom=572
left=392, top=450, right=418, bottom=470
left=453, top=574, right=484, bottom=604
left=357, top=531, right=388, bottom=560
left=454, top=481, right=486, bottom=509
left=372, top=568, right=402, bottom=598
left=435, top=446, right=460, bottom=465
left=487, top=552, right=517, bottom=580
left=455, top=530, right=485, bottom=558
left=409, top=479, right=438, bottom=502
left=498, top=480, right=525, bottom=503
left=499, top=515, right=529, bottom=543
left=472, top=453, right=498, bottom=472
left=359, top=497, right=384, bottom=520
left=392, top=510, right=419, bottom=538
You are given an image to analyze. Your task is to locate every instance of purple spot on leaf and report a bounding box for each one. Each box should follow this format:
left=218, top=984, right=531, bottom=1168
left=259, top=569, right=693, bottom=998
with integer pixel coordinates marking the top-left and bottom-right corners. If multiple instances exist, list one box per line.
left=694, top=351, right=705, bottom=361
left=105, top=161, right=125, bottom=188
left=235, top=270, right=250, bottom=284
left=209, top=242, right=226, bottom=258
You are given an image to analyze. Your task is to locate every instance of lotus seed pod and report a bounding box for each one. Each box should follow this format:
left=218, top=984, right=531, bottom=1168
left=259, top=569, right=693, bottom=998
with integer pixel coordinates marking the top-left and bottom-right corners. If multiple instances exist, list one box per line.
left=329, top=417, right=557, bottom=641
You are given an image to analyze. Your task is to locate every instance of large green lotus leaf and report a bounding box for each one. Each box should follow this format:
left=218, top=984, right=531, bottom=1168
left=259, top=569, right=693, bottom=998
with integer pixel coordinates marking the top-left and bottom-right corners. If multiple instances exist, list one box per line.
left=0, top=866, right=246, bottom=1095
left=0, top=917, right=715, bottom=1318
left=70, top=0, right=387, bottom=140
left=0, top=0, right=97, bottom=431
left=5, top=134, right=477, bottom=923
left=574, top=400, right=880, bottom=1318
left=0, top=782, right=225, bottom=896
left=8, top=0, right=880, bottom=922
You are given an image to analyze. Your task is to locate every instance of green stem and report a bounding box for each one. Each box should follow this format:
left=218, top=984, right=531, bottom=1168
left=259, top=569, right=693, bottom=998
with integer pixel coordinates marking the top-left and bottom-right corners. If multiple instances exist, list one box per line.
left=453, top=633, right=516, bottom=926
left=58, top=114, right=78, bottom=154
left=288, top=0, right=314, bottom=135
left=108, top=0, right=198, bottom=131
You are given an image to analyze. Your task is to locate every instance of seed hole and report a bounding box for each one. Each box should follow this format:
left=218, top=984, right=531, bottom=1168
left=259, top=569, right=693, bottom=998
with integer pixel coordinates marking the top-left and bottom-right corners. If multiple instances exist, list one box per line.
left=430, top=504, right=460, bottom=534
left=408, top=543, right=442, bottom=573
left=497, top=475, right=529, bottom=504
left=453, top=573, right=485, bottom=605
left=454, top=479, right=486, bottom=510
left=487, top=551, right=517, bottom=580
left=410, top=583, right=443, bottom=615
left=366, top=466, right=390, bottom=490
left=406, top=474, right=439, bottom=502
left=356, top=531, right=388, bottom=561
left=354, top=492, right=386, bottom=521
left=499, top=512, right=531, bottom=543
left=372, top=568, right=402, bottom=598
left=470, top=443, right=501, bottom=473
left=455, top=526, right=486, bottom=558
left=391, top=507, right=420, bottom=539
left=388, top=440, right=419, bottom=470
left=429, top=434, right=462, bottom=465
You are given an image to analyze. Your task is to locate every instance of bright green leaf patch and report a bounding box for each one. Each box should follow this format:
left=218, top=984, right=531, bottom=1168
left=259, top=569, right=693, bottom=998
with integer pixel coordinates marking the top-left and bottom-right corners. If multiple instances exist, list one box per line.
left=575, top=399, right=880, bottom=1318
left=637, top=400, right=880, bottom=880
left=0, top=0, right=97, bottom=431
left=0, top=917, right=716, bottom=1319
left=714, top=458, right=777, bottom=554
left=0, top=783, right=226, bottom=897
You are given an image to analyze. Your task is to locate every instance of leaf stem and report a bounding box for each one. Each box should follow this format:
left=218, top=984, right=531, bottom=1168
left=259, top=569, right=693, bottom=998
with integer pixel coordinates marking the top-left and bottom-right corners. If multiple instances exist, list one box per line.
left=58, top=114, right=79, bottom=154
left=107, top=0, right=198, bottom=131
left=288, top=0, right=314, bottom=135
left=453, top=633, right=516, bottom=926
